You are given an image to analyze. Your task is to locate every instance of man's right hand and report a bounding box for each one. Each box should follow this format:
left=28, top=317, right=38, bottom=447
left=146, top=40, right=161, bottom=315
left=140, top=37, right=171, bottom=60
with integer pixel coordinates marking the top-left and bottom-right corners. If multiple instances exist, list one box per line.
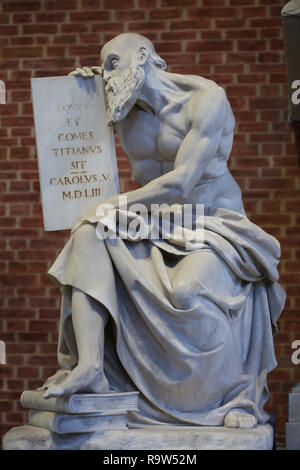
left=69, top=66, right=103, bottom=78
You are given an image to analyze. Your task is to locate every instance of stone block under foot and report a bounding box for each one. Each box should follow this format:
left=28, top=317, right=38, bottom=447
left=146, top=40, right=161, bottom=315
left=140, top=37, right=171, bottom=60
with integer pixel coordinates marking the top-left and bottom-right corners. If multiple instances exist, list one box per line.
left=3, top=423, right=273, bottom=450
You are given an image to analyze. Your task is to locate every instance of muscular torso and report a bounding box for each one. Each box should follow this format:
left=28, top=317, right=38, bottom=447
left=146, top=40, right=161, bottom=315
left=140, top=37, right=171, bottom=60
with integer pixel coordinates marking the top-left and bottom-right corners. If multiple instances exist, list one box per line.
left=115, top=74, right=245, bottom=214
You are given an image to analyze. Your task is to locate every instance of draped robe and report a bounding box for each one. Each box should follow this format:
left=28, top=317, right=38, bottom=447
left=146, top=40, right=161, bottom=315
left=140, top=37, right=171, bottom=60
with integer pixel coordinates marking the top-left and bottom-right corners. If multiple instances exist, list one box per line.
left=48, top=205, right=286, bottom=426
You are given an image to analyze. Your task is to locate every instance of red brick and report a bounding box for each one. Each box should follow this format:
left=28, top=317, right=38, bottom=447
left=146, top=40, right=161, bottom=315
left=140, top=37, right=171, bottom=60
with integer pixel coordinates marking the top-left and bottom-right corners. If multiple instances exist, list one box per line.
left=156, top=42, right=182, bottom=53
left=161, top=32, right=196, bottom=41
left=249, top=178, right=295, bottom=190
left=17, top=367, right=40, bottom=379
left=170, top=19, right=211, bottom=30
left=227, top=84, right=257, bottom=97
left=249, top=97, right=288, bottom=109
left=68, top=45, right=100, bottom=56
left=22, top=58, right=74, bottom=69
left=203, top=0, right=226, bottom=5
left=81, top=0, right=100, bottom=8
left=70, top=12, right=110, bottom=22
left=104, top=0, right=134, bottom=8
left=238, top=40, right=266, bottom=51
left=12, top=13, right=33, bottom=24
left=0, top=26, right=19, bottom=35
left=186, top=40, right=233, bottom=52
left=39, top=344, right=57, bottom=354
left=27, top=355, right=58, bottom=366
left=2, top=2, right=41, bottom=12
left=0, top=402, right=13, bottom=412
left=226, top=29, right=257, bottom=39
left=91, top=22, right=125, bottom=33
left=215, top=18, right=246, bottom=28
left=0, top=217, right=16, bottom=227
left=115, top=11, right=145, bottom=21
left=61, top=24, right=89, bottom=33
left=5, top=413, right=26, bottom=424
left=44, top=0, right=77, bottom=9
left=150, top=9, right=183, bottom=20
left=0, top=37, right=9, bottom=46
left=23, top=24, right=58, bottom=34
left=261, top=28, right=280, bottom=39
left=35, top=12, right=66, bottom=22
left=258, top=52, right=281, bottom=63
left=18, top=333, right=48, bottom=342
left=128, top=21, right=167, bottom=32
left=187, top=7, right=238, bottom=18
left=251, top=215, right=291, bottom=226
left=240, top=6, right=266, bottom=17
left=0, top=15, right=10, bottom=24
left=53, top=35, right=77, bottom=45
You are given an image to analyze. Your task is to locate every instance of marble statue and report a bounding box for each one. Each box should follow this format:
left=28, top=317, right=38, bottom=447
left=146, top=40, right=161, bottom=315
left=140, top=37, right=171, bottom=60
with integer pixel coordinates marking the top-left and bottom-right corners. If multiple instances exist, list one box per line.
left=38, top=33, right=286, bottom=430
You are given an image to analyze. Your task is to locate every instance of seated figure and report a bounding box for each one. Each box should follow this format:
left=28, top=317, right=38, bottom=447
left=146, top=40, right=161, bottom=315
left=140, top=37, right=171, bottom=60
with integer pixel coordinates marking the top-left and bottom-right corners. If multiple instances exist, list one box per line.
left=39, top=33, right=286, bottom=429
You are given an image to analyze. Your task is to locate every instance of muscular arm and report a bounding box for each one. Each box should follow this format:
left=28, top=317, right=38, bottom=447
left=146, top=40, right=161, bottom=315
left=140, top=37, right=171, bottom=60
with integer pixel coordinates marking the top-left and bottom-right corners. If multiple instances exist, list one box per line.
left=107, top=86, right=228, bottom=209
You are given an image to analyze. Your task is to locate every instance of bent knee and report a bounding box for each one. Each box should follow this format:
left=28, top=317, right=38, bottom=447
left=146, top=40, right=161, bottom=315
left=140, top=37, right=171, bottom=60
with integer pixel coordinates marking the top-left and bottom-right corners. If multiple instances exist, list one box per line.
left=169, top=281, right=199, bottom=309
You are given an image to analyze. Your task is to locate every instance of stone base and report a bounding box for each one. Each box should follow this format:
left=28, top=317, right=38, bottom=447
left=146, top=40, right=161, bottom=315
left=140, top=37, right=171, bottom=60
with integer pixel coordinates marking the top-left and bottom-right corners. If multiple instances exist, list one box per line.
left=288, top=389, right=300, bottom=422
left=3, top=423, right=274, bottom=450
left=286, top=422, right=300, bottom=450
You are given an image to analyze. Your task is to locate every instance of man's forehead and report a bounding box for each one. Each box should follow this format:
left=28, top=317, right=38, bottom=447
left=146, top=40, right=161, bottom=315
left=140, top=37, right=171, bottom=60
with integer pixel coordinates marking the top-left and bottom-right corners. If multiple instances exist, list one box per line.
left=101, top=40, right=124, bottom=62
left=100, top=35, right=139, bottom=64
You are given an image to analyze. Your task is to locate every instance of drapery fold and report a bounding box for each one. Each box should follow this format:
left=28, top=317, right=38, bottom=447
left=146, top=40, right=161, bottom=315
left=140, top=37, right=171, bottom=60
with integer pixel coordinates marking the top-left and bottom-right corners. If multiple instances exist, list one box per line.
left=48, top=206, right=286, bottom=426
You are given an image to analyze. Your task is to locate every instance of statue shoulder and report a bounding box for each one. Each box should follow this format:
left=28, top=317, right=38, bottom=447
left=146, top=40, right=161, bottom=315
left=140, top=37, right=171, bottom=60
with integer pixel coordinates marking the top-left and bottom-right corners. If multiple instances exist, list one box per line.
left=187, top=83, right=228, bottom=131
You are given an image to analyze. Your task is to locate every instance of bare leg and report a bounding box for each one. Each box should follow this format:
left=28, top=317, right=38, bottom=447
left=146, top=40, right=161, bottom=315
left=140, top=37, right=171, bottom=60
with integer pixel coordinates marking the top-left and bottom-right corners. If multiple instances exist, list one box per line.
left=44, top=287, right=110, bottom=398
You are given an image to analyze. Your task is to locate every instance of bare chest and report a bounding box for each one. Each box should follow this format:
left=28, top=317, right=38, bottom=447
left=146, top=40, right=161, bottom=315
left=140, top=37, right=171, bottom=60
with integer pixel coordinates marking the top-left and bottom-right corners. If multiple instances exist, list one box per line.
left=115, top=105, right=187, bottom=164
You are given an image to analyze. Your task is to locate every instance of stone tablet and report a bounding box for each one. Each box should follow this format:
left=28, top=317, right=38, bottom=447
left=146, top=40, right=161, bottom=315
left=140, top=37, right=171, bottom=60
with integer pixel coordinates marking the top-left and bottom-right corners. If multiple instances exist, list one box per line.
left=31, top=75, right=119, bottom=231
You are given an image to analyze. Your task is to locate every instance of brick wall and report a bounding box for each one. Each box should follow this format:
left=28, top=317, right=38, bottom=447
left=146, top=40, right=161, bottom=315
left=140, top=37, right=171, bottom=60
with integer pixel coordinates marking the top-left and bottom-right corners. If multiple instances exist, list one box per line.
left=0, top=0, right=299, bottom=447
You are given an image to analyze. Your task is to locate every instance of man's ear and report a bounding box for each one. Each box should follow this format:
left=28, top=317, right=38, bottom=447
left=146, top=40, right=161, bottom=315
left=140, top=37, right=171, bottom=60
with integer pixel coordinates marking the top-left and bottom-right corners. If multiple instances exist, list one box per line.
left=137, top=47, right=149, bottom=65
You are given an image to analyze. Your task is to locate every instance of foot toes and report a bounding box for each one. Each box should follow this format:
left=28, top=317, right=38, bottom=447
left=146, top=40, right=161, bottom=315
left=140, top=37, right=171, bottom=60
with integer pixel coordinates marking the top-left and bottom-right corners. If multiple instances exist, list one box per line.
left=238, top=416, right=257, bottom=429
left=224, top=413, right=238, bottom=428
left=224, top=411, right=257, bottom=429
left=43, top=386, right=64, bottom=398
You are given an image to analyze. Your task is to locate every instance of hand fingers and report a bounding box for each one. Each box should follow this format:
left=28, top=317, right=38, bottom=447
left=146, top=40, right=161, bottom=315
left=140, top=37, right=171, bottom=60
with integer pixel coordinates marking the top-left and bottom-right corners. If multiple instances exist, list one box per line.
left=69, top=66, right=103, bottom=78
left=91, top=66, right=103, bottom=75
left=83, top=66, right=96, bottom=77
left=43, top=386, right=64, bottom=399
left=69, top=67, right=89, bottom=78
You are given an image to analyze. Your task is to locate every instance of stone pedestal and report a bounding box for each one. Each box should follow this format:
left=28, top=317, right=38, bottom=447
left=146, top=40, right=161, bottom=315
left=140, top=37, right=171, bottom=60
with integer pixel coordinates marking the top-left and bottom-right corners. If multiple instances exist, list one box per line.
left=286, top=384, right=300, bottom=450
left=3, top=423, right=274, bottom=450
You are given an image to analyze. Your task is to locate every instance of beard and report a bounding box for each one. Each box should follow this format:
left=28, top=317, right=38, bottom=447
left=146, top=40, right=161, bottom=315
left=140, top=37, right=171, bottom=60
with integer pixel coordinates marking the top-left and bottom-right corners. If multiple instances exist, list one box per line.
left=105, top=59, right=145, bottom=126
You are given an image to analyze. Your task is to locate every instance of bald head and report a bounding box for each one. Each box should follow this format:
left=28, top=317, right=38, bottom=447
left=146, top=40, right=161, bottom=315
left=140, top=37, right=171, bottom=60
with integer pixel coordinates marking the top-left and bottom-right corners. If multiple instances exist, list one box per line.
left=100, top=33, right=166, bottom=71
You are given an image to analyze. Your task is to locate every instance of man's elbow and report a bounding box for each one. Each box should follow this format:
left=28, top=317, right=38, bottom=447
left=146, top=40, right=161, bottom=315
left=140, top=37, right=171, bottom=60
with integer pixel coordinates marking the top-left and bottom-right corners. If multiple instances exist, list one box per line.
left=160, top=168, right=193, bottom=201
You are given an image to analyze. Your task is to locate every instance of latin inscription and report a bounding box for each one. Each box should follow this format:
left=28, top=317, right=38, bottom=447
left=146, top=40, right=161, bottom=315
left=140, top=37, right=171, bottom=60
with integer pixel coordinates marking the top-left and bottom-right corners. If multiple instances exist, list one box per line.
left=31, top=75, right=119, bottom=230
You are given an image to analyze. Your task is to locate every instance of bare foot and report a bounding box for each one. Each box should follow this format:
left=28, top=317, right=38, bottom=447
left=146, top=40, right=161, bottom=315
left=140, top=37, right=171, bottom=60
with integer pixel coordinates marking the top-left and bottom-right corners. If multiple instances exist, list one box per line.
left=43, top=364, right=109, bottom=398
left=224, top=410, right=257, bottom=429
left=37, top=369, right=71, bottom=392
